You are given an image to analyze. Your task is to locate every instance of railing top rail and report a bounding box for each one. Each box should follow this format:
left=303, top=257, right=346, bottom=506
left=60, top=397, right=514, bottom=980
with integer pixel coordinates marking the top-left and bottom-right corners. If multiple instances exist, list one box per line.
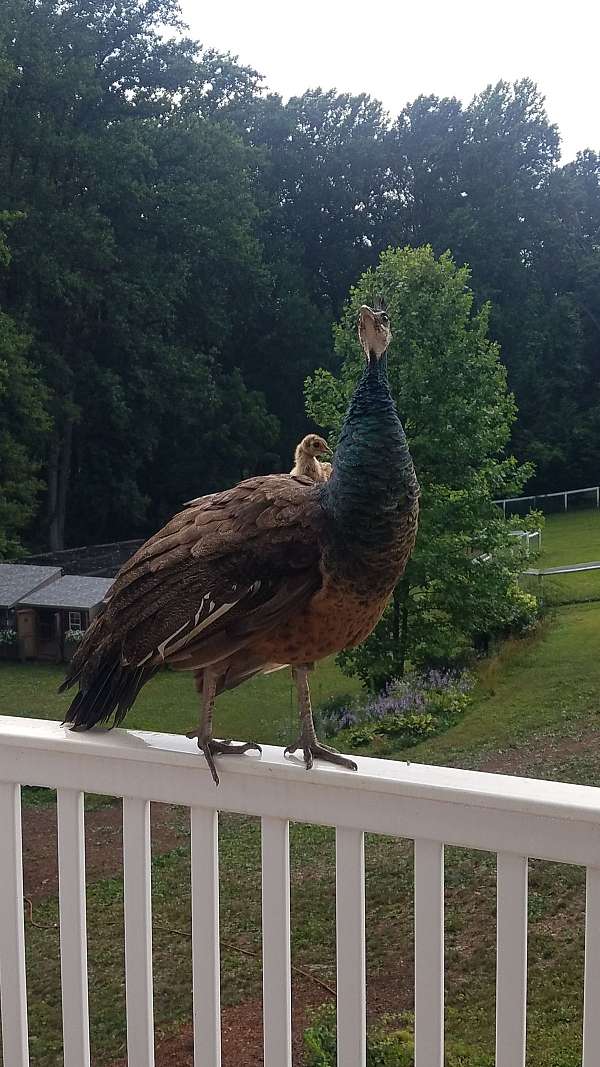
left=3, top=715, right=600, bottom=831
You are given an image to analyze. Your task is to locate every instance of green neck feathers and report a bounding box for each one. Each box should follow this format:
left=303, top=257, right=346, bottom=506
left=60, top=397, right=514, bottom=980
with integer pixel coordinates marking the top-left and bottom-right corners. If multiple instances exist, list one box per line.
left=321, top=356, right=419, bottom=561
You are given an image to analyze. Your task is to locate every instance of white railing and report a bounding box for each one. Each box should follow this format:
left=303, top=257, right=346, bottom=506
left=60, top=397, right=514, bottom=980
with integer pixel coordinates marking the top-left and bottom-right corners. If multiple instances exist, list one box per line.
left=510, top=527, right=542, bottom=553
left=494, top=485, right=600, bottom=516
left=2, top=715, right=600, bottom=1065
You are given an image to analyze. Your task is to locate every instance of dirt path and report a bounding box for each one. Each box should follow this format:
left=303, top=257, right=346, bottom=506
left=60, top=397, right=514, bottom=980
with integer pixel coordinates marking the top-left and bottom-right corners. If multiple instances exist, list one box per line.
left=109, top=978, right=326, bottom=1067
left=22, top=801, right=187, bottom=902
left=476, top=727, right=600, bottom=779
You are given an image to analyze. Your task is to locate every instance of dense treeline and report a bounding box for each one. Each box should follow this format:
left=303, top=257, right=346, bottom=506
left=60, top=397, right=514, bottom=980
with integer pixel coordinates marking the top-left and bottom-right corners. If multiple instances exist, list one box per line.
left=0, top=0, right=598, bottom=554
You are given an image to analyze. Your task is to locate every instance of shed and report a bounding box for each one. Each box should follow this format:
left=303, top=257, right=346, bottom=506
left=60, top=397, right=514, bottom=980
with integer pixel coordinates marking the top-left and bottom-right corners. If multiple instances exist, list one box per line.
left=16, top=575, right=113, bottom=662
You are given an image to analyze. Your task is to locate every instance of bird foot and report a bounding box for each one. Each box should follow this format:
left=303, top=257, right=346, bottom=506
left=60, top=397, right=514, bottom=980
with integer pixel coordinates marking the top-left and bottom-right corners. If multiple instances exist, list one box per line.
left=284, top=735, right=358, bottom=773
left=187, top=734, right=262, bottom=786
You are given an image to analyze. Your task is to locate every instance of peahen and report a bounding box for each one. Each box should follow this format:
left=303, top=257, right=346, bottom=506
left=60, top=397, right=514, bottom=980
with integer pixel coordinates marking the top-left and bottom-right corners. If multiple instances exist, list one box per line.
left=290, top=434, right=332, bottom=482
left=61, top=306, right=420, bottom=784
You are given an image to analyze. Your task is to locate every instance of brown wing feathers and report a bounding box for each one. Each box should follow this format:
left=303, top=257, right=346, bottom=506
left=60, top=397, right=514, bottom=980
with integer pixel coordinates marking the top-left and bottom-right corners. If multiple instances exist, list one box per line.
left=61, top=476, right=324, bottom=729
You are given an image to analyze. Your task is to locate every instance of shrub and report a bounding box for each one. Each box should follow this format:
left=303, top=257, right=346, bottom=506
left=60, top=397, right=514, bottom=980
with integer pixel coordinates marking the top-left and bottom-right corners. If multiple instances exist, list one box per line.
left=322, top=669, right=473, bottom=751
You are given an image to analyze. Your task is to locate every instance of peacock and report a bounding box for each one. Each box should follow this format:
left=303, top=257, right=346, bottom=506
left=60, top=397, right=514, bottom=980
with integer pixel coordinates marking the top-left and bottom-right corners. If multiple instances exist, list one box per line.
left=290, top=434, right=332, bottom=482
left=61, top=306, right=420, bottom=784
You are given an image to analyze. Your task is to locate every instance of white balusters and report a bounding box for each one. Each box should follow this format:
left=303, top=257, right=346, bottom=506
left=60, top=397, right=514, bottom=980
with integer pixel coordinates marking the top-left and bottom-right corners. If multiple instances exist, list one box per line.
left=191, top=807, right=221, bottom=1065
left=583, top=867, right=600, bottom=1065
left=336, top=827, right=366, bottom=1067
left=0, top=782, right=29, bottom=1067
left=57, top=788, right=90, bottom=1066
left=414, top=839, right=444, bottom=1067
left=123, top=797, right=154, bottom=1067
left=261, top=816, right=292, bottom=1066
left=495, top=852, right=528, bottom=1067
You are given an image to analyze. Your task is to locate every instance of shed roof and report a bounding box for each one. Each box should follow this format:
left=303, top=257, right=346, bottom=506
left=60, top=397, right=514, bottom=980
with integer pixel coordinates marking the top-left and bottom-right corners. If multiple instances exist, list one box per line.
left=0, top=564, right=62, bottom=608
left=20, top=574, right=114, bottom=610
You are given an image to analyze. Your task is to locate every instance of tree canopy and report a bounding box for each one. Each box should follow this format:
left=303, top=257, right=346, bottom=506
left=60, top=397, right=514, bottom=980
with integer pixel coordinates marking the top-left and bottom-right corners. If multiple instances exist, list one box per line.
left=306, top=246, right=537, bottom=685
left=0, top=0, right=598, bottom=556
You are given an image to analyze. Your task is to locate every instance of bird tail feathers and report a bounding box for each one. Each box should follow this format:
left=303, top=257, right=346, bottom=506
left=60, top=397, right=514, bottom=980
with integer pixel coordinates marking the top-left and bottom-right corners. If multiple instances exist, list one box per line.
left=60, top=650, right=158, bottom=731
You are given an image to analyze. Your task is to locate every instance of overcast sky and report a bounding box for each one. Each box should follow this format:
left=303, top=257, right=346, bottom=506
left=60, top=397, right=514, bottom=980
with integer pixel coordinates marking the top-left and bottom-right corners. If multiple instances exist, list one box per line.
left=181, top=0, right=599, bottom=162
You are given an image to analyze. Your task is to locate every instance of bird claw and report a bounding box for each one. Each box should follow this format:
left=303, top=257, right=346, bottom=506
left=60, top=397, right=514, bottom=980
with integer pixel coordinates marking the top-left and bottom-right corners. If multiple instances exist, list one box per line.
left=195, top=737, right=262, bottom=786
left=284, top=737, right=358, bottom=773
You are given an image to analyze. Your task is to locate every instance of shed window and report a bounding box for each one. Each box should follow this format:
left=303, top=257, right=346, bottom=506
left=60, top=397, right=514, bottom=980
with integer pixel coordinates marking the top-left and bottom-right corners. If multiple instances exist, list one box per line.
left=68, top=611, right=83, bottom=632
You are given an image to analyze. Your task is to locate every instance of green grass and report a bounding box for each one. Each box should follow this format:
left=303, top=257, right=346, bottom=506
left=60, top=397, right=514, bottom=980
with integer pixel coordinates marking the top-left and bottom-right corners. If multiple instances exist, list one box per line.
left=411, top=603, right=600, bottom=766
left=0, top=656, right=360, bottom=746
left=529, top=509, right=600, bottom=604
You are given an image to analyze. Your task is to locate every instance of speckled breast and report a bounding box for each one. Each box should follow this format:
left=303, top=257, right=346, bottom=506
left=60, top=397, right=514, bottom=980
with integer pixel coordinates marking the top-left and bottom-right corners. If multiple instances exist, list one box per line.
left=250, top=576, right=390, bottom=666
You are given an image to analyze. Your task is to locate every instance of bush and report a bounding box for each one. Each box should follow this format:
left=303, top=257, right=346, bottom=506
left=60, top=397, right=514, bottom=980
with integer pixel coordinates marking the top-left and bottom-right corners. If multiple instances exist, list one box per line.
left=346, top=713, right=438, bottom=750
left=321, top=669, right=473, bottom=751
left=316, top=693, right=359, bottom=737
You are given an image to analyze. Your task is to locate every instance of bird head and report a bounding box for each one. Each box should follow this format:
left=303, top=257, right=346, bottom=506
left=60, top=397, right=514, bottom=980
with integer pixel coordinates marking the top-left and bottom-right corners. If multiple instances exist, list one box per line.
left=298, top=434, right=331, bottom=459
left=357, top=304, right=392, bottom=361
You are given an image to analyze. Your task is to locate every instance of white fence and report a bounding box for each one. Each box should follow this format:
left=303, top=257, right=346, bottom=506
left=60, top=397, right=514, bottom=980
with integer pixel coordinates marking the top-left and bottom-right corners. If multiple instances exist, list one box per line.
left=2, top=716, right=600, bottom=1065
left=510, top=528, right=542, bottom=553
left=494, top=486, right=600, bottom=517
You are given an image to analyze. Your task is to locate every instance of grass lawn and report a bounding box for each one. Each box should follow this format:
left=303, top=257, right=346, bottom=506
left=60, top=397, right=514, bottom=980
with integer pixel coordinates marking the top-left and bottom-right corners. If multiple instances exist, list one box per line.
left=0, top=655, right=360, bottom=746
left=529, top=508, right=600, bottom=604
left=412, top=602, right=600, bottom=766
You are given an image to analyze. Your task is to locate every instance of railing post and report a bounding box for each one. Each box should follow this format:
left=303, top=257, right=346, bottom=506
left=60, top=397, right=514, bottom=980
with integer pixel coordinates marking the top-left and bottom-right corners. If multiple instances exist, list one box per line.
left=336, top=828, right=366, bottom=1067
left=496, top=853, right=528, bottom=1067
left=262, top=816, right=292, bottom=1067
left=0, top=782, right=29, bottom=1067
left=583, top=867, right=600, bottom=1064
left=57, top=788, right=90, bottom=1067
left=414, top=839, right=444, bottom=1067
left=123, top=797, right=154, bottom=1067
left=191, top=807, right=221, bottom=1066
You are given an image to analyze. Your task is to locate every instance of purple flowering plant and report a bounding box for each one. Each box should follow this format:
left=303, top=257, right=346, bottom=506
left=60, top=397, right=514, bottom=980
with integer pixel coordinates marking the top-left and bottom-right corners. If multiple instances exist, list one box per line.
left=317, top=669, right=473, bottom=749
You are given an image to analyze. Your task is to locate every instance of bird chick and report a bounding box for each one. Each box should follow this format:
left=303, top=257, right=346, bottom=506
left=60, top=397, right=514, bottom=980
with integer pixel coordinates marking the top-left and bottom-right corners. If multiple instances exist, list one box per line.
left=291, top=434, right=332, bottom=482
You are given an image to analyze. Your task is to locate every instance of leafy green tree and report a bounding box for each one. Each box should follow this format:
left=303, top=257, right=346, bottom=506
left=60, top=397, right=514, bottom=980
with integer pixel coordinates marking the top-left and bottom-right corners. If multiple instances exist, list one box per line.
left=0, top=0, right=277, bottom=546
left=241, top=89, right=395, bottom=310
left=306, top=246, right=536, bottom=687
left=0, top=219, right=51, bottom=556
left=389, top=81, right=573, bottom=491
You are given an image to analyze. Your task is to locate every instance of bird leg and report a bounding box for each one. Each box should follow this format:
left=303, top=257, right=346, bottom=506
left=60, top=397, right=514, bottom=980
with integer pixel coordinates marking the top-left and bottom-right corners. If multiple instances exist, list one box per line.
left=187, top=670, right=261, bottom=785
left=285, top=666, right=358, bottom=772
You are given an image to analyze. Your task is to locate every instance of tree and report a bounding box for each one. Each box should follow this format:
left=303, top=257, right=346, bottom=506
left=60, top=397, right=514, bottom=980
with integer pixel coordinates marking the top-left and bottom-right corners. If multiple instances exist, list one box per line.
left=0, top=217, right=51, bottom=556
left=389, top=81, right=571, bottom=490
left=306, top=246, right=536, bottom=688
left=0, top=0, right=278, bottom=546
